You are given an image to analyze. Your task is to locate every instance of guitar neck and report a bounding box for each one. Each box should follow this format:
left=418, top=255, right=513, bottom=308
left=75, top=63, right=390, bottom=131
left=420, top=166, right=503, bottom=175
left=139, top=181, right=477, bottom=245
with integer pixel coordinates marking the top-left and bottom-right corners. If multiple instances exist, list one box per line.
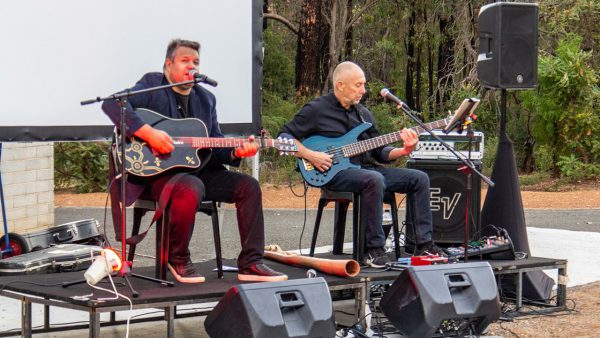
left=342, top=117, right=450, bottom=157
left=173, top=137, right=274, bottom=149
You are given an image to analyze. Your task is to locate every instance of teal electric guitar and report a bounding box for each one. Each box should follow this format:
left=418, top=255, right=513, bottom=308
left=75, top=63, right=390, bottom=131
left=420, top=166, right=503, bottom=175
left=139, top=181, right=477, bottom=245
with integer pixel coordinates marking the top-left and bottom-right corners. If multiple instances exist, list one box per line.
left=297, top=117, right=451, bottom=187
left=115, top=108, right=297, bottom=177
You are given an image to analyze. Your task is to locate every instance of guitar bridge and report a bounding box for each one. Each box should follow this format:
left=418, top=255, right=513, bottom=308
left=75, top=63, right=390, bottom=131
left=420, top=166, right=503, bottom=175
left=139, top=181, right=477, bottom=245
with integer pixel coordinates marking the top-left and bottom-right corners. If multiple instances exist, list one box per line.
left=301, top=159, right=314, bottom=171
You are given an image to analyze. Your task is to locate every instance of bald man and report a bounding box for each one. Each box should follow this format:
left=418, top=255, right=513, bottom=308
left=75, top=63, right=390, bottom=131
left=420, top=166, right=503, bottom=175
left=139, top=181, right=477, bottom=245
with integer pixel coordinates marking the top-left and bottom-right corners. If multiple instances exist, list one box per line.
left=279, top=61, right=446, bottom=268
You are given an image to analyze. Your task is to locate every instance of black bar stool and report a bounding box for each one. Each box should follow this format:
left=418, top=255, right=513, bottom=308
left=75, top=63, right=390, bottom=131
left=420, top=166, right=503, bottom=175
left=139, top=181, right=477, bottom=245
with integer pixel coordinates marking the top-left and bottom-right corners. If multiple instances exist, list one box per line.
left=128, top=199, right=224, bottom=280
left=309, top=188, right=401, bottom=263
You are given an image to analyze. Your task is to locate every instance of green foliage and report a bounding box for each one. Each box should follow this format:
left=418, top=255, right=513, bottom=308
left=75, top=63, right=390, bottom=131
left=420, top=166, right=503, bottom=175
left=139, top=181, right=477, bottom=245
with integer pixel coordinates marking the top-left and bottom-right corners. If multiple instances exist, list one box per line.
left=556, top=154, right=600, bottom=182
left=519, top=35, right=600, bottom=177
left=481, top=135, right=498, bottom=177
left=54, top=142, right=110, bottom=193
left=534, top=145, right=555, bottom=172
left=539, top=0, right=600, bottom=69
left=262, top=29, right=296, bottom=99
left=259, top=91, right=307, bottom=184
left=519, top=172, right=551, bottom=187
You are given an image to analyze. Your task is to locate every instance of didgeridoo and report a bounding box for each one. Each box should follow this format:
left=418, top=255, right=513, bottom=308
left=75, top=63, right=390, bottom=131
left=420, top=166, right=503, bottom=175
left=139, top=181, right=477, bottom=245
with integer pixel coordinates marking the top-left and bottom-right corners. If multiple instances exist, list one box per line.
left=264, top=244, right=360, bottom=277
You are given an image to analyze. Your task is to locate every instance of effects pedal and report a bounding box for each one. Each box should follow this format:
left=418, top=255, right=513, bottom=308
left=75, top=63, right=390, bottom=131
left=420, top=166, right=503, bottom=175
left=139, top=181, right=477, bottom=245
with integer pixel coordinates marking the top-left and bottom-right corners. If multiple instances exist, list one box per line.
left=445, top=233, right=515, bottom=260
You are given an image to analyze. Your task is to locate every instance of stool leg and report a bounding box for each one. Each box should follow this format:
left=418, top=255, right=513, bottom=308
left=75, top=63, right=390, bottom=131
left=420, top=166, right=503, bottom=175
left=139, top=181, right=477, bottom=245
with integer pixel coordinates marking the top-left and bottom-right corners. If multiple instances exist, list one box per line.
left=332, top=201, right=349, bottom=255
left=405, top=195, right=418, bottom=253
left=211, top=202, right=223, bottom=279
left=310, top=198, right=328, bottom=257
left=389, top=198, right=401, bottom=260
left=156, top=212, right=169, bottom=281
left=353, top=194, right=363, bottom=263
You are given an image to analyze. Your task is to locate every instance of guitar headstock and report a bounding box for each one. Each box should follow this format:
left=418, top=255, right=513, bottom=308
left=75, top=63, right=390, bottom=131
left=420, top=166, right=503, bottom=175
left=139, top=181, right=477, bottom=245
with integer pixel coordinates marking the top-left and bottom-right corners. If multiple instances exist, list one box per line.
left=273, top=137, right=298, bottom=155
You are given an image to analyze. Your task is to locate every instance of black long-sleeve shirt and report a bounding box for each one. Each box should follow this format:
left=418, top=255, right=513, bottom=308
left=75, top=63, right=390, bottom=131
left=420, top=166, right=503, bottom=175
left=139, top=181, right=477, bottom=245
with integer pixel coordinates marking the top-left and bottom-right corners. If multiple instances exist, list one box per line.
left=279, top=92, right=393, bottom=166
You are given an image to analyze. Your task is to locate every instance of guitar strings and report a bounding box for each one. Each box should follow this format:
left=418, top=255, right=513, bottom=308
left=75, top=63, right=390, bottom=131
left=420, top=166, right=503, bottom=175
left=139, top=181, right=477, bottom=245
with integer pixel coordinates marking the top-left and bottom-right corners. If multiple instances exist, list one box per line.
left=322, top=118, right=449, bottom=160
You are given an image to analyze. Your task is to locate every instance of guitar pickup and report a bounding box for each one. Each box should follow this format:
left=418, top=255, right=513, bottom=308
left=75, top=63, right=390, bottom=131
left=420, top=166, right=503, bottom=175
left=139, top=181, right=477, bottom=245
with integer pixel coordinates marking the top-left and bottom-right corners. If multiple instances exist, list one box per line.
left=301, top=159, right=314, bottom=171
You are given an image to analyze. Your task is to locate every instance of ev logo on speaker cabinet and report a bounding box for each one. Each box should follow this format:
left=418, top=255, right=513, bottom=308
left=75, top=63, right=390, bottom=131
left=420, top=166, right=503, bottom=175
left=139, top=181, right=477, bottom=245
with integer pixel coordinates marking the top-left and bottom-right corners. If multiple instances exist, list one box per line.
left=430, top=188, right=461, bottom=220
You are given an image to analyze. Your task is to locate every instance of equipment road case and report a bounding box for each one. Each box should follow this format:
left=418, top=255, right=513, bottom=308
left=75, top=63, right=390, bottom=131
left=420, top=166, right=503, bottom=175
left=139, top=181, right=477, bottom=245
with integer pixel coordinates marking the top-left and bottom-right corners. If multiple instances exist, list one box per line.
left=23, top=219, right=104, bottom=252
left=0, top=243, right=103, bottom=276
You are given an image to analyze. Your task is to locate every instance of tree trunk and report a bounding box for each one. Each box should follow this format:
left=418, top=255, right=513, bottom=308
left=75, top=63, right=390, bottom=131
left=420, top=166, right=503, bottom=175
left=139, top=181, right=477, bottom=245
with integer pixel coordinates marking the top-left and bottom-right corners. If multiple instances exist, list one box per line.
left=322, top=0, right=378, bottom=93
left=405, top=1, right=416, bottom=109
left=344, top=0, right=353, bottom=60
left=436, top=11, right=454, bottom=113
left=323, top=0, right=349, bottom=94
left=522, top=109, right=536, bottom=173
left=425, top=9, right=434, bottom=115
left=295, top=0, right=327, bottom=97
left=415, top=45, right=422, bottom=113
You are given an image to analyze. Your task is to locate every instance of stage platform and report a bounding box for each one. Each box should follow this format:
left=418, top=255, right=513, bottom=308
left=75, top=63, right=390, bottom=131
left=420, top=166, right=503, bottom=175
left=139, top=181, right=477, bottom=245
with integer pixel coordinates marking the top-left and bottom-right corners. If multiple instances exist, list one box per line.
left=0, top=254, right=567, bottom=338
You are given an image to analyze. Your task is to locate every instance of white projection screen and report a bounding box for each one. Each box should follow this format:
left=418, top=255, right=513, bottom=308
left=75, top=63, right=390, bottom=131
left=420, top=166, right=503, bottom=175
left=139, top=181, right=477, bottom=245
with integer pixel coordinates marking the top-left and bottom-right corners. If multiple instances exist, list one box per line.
left=0, top=0, right=263, bottom=141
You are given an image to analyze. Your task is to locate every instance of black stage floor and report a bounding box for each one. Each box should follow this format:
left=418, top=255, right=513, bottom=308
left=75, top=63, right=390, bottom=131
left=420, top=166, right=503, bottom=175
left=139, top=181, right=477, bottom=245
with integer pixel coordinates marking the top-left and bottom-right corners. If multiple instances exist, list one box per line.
left=0, top=257, right=364, bottom=309
left=0, top=253, right=568, bottom=338
left=0, top=253, right=566, bottom=309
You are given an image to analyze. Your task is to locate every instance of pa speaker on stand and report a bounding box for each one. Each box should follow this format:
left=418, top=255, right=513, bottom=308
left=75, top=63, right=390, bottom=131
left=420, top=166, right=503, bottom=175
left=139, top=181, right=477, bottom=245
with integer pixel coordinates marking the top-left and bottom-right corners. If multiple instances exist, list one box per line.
left=406, top=159, right=482, bottom=246
left=477, top=2, right=539, bottom=89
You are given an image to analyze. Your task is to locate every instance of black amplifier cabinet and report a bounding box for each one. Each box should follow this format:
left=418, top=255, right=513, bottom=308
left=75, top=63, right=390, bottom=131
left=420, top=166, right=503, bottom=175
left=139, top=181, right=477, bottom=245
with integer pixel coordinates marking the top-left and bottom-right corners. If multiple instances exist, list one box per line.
left=406, top=159, right=482, bottom=245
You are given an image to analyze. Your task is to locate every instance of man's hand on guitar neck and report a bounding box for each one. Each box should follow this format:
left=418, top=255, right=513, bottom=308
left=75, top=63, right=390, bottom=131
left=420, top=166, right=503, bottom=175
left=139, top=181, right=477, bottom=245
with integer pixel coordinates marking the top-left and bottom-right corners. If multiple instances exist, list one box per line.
left=389, top=128, right=419, bottom=160
left=233, top=135, right=259, bottom=159
left=134, top=124, right=175, bottom=155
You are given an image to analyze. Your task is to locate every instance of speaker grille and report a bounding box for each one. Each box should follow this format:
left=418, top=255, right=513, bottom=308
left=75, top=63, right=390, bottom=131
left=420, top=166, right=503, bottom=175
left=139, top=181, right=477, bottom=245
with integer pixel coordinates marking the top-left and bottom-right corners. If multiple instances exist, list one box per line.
left=406, top=160, right=481, bottom=244
left=477, top=2, right=538, bottom=89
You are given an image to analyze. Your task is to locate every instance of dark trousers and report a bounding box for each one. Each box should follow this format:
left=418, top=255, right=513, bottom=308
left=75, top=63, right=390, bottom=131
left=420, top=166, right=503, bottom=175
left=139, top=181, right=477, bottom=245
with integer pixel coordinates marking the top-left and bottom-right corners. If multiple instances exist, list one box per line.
left=140, top=167, right=264, bottom=270
left=326, top=167, right=433, bottom=249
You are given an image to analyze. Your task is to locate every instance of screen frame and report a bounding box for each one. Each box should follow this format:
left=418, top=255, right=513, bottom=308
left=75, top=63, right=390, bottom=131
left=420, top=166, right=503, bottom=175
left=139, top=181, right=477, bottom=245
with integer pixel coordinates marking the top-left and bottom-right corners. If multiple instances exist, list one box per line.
left=0, top=0, right=263, bottom=142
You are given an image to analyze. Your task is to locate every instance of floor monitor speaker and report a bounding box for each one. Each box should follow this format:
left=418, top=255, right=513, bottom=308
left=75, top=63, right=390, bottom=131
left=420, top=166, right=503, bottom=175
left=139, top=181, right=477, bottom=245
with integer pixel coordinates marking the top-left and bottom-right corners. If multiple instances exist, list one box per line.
left=204, top=277, right=335, bottom=338
left=380, top=262, right=501, bottom=337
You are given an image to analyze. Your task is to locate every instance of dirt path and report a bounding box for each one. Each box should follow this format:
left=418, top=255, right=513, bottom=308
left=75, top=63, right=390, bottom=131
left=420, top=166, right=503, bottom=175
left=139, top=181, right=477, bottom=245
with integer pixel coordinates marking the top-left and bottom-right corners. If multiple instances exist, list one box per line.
left=55, top=185, right=600, bottom=209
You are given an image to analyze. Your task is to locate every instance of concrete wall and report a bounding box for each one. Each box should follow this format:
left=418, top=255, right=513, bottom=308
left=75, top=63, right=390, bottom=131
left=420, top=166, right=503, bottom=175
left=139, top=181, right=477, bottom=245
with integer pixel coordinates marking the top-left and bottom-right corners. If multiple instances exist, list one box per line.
left=1, top=143, right=54, bottom=234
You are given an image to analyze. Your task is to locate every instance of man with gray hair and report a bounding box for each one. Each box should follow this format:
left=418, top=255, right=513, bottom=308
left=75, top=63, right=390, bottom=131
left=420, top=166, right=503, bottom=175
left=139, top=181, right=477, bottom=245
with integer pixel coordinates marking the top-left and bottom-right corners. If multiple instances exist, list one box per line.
left=280, top=61, right=445, bottom=268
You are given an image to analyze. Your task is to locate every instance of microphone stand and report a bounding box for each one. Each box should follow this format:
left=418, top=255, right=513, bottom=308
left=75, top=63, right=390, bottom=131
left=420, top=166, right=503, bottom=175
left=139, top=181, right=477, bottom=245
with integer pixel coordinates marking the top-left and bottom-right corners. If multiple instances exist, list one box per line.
left=66, top=77, right=210, bottom=294
left=394, top=102, right=494, bottom=261
left=457, top=122, right=476, bottom=262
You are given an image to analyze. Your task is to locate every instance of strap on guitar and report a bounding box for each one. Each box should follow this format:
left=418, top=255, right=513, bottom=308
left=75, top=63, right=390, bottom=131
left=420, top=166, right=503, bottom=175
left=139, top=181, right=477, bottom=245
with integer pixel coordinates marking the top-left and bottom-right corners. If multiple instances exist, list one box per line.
left=125, top=173, right=187, bottom=246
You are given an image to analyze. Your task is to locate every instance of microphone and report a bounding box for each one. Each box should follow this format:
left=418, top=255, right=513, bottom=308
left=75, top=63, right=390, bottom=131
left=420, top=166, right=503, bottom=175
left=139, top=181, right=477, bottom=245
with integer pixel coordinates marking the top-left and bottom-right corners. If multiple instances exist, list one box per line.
left=189, top=70, right=218, bottom=87
left=380, top=88, right=408, bottom=108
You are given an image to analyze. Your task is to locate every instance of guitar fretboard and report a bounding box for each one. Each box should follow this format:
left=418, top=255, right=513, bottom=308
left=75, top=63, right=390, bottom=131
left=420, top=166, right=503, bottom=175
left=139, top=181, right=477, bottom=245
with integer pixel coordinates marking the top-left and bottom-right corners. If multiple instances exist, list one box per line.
left=342, top=117, right=450, bottom=157
left=174, top=137, right=274, bottom=149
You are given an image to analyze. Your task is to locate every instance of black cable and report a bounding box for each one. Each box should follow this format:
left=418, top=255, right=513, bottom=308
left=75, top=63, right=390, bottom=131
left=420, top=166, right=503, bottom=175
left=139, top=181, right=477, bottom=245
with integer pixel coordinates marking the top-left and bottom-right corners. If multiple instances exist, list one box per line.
left=502, top=296, right=578, bottom=318
left=102, top=177, right=117, bottom=250
left=295, top=182, right=309, bottom=255
left=333, top=309, right=357, bottom=316
left=286, top=171, right=311, bottom=255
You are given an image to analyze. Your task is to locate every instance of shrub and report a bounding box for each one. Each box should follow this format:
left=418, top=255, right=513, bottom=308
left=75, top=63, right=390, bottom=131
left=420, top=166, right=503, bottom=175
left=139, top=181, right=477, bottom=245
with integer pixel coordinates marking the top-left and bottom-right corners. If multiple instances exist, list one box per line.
left=54, top=142, right=110, bottom=193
